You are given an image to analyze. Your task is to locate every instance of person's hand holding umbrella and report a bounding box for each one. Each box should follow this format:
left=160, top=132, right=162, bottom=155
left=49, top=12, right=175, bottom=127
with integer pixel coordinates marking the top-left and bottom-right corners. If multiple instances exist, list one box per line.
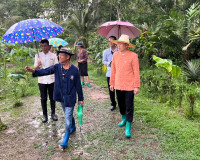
left=78, top=101, right=84, bottom=106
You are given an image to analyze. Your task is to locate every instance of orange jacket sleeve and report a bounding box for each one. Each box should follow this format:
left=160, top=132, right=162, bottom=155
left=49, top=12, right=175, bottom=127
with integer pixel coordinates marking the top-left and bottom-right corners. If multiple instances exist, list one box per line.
left=132, top=54, right=140, bottom=88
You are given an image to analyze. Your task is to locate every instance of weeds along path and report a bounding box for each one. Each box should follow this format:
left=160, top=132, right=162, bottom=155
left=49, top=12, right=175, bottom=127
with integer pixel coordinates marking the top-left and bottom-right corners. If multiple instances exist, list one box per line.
left=0, top=82, right=163, bottom=160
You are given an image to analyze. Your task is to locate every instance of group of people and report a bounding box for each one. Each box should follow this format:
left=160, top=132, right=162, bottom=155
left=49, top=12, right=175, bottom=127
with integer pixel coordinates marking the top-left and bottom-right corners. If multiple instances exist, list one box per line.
left=25, top=34, right=140, bottom=149
left=31, top=40, right=90, bottom=123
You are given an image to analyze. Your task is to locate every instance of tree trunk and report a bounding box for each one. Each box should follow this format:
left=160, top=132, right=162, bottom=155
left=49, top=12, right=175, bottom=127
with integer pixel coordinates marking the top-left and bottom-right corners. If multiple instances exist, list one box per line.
left=190, top=100, right=194, bottom=116
left=179, top=93, right=183, bottom=107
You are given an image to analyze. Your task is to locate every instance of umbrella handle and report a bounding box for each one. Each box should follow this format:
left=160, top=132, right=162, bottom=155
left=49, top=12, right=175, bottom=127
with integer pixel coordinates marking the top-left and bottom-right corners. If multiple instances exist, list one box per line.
left=77, top=104, right=83, bottom=127
left=37, top=53, right=40, bottom=59
left=78, top=104, right=83, bottom=114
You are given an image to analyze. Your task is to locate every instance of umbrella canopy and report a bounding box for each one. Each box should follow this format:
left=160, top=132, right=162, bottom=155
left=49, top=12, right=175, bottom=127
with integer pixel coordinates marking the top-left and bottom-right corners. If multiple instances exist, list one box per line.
left=97, top=20, right=141, bottom=39
left=1, top=19, right=64, bottom=44
left=49, top=38, right=68, bottom=47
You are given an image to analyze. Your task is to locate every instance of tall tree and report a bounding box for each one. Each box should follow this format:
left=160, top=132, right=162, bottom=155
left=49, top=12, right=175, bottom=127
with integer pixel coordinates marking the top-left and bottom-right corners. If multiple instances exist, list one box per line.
left=63, top=2, right=101, bottom=48
left=0, top=0, right=44, bottom=28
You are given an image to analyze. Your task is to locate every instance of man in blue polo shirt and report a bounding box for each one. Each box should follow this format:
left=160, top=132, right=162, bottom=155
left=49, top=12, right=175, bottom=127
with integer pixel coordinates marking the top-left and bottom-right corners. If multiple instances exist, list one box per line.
left=103, top=36, right=118, bottom=111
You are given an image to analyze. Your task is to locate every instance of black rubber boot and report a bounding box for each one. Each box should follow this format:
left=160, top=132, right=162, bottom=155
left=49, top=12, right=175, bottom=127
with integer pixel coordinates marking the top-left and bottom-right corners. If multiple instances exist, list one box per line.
left=41, top=100, right=48, bottom=123
left=41, top=100, right=47, bottom=116
left=51, top=114, right=58, bottom=121
left=42, top=115, right=48, bottom=123
left=110, top=105, right=116, bottom=111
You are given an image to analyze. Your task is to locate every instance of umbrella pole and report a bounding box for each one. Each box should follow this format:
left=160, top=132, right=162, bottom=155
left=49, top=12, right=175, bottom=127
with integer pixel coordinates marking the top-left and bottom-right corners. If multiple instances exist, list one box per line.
left=32, top=28, right=39, bottom=52
left=118, top=25, right=121, bottom=39
left=34, top=41, right=39, bottom=53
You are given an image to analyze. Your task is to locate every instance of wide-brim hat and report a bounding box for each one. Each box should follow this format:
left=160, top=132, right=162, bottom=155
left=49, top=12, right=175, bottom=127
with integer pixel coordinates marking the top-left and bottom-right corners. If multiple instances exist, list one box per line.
left=76, top=42, right=83, bottom=47
left=112, top=34, right=135, bottom=48
left=57, top=48, right=74, bottom=55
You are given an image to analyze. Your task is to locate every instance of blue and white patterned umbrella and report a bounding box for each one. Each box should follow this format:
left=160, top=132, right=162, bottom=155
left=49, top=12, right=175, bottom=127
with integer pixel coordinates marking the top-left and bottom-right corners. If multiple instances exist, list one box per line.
left=1, top=19, right=64, bottom=44
left=49, top=38, right=68, bottom=47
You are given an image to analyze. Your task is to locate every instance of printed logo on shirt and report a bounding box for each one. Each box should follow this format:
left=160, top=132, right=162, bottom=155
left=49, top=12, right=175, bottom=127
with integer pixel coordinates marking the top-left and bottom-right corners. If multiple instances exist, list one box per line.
left=70, top=75, right=74, bottom=80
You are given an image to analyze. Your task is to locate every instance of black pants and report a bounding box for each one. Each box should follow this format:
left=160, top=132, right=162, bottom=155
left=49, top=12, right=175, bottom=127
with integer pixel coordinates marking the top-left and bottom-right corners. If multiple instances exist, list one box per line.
left=38, top=83, right=56, bottom=116
left=78, top=62, right=88, bottom=76
left=116, top=90, right=134, bottom=122
left=107, top=77, right=116, bottom=107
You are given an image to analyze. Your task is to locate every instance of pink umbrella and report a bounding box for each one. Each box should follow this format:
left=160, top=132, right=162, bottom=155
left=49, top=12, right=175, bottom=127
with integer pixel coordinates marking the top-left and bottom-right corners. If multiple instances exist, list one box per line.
left=97, top=20, right=141, bottom=39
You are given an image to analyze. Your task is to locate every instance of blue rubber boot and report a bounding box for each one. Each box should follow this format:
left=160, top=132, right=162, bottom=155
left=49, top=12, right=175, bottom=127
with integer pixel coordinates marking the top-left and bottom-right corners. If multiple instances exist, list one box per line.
left=118, top=115, right=127, bottom=127
left=60, top=132, right=70, bottom=148
left=125, top=121, right=131, bottom=138
left=70, top=117, right=76, bottom=134
left=81, top=82, right=85, bottom=86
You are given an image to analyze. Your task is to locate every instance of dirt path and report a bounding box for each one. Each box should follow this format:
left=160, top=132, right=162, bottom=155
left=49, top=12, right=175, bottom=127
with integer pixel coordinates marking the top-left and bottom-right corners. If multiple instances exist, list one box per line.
left=0, top=83, right=162, bottom=160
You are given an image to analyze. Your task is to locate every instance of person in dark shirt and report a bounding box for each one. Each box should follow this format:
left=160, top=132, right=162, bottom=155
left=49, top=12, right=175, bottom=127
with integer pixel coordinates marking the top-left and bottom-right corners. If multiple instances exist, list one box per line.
left=25, top=48, right=84, bottom=149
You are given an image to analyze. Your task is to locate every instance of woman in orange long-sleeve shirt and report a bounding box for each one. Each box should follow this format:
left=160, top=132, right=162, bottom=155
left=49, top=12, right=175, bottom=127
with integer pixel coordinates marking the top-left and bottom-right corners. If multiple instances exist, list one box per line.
left=110, top=34, right=140, bottom=138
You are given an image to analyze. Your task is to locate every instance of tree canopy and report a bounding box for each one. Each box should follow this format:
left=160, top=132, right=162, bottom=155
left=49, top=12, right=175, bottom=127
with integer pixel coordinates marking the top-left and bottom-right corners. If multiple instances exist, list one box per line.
left=0, top=0, right=200, bottom=60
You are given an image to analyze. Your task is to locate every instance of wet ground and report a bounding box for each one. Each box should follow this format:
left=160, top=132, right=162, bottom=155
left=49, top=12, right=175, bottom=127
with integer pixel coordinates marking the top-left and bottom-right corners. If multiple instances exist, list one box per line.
left=0, top=83, right=163, bottom=160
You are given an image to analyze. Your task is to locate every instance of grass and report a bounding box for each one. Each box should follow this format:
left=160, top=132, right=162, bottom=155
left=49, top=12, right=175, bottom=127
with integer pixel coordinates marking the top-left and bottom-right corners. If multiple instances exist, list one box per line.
left=135, top=93, right=200, bottom=159
left=88, top=63, right=107, bottom=88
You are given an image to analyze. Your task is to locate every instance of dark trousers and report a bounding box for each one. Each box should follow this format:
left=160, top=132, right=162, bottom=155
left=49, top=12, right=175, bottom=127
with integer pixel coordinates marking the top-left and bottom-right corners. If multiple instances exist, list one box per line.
left=116, top=90, right=134, bottom=122
left=38, top=83, right=56, bottom=116
left=107, top=77, right=116, bottom=107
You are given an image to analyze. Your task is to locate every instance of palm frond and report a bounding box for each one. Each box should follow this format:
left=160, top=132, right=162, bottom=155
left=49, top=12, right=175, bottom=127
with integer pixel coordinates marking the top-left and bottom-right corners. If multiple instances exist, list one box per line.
left=186, top=3, right=200, bottom=20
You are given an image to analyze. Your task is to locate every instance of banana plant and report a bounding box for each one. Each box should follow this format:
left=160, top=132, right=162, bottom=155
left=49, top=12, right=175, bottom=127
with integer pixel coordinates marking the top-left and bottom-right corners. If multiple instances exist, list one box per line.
left=7, top=73, right=26, bottom=107
left=153, top=55, right=181, bottom=78
left=0, top=28, right=7, bottom=129
left=10, top=46, right=36, bottom=68
left=10, top=46, right=36, bottom=82
left=153, top=55, right=181, bottom=106
left=184, top=83, right=200, bottom=117
left=175, top=82, right=187, bottom=108
left=0, top=41, right=15, bottom=78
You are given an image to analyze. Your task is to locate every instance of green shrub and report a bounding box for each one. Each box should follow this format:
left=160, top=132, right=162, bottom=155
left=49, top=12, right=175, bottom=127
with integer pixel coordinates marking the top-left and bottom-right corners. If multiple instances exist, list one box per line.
left=0, top=118, right=7, bottom=131
left=13, top=100, right=23, bottom=107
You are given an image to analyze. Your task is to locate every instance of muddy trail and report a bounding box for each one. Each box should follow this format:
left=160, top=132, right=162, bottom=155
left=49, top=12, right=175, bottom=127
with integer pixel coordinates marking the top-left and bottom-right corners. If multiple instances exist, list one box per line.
left=0, top=83, right=163, bottom=160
